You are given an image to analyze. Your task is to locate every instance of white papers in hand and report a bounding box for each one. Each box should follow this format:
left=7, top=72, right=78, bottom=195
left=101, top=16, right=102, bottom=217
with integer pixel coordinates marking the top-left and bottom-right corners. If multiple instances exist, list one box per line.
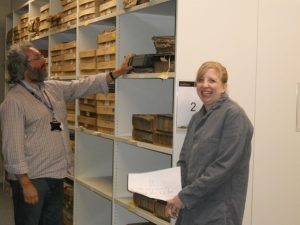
left=128, top=167, right=182, bottom=201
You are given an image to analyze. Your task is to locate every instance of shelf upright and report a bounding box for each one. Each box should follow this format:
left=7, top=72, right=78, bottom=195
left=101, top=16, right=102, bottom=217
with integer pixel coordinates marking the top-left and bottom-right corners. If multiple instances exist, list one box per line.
left=74, top=8, right=118, bottom=225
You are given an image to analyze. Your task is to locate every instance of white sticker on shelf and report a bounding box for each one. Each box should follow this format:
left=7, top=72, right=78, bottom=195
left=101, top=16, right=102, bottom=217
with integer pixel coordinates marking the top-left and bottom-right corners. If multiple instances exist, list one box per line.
left=176, top=81, right=202, bottom=129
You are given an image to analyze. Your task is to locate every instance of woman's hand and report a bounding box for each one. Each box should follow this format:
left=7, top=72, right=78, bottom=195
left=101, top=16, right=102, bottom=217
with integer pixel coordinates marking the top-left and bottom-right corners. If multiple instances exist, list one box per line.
left=165, top=195, right=183, bottom=218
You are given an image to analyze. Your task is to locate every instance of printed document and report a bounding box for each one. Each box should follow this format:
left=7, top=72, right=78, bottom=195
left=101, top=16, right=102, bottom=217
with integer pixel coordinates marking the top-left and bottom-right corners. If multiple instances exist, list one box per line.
left=128, top=167, right=182, bottom=201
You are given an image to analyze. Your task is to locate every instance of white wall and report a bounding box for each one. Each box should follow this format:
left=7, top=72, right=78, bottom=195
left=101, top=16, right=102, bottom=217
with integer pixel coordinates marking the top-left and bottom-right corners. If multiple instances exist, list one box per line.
left=176, top=0, right=258, bottom=224
left=253, top=0, right=300, bottom=224
left=176, top=0, right=300, bottom=224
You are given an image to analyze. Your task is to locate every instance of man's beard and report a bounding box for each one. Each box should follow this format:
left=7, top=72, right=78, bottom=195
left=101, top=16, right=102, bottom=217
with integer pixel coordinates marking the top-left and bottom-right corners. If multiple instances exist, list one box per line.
left=27, top=65, right=48, bottom=82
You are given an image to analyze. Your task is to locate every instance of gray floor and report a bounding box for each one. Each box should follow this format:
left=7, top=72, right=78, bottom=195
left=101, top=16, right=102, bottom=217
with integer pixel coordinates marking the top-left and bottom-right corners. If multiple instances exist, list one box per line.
left=0, top=184, right=14, bottom=225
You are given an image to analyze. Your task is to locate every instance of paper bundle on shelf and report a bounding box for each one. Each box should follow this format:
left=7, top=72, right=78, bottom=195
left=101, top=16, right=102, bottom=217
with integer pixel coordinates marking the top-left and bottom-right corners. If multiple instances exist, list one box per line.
left=96, top=29, right=116, bottom=73
left=99, top=0, right=116, bottom=16
left=79, top=49, right=98, bottom=76
left=39, top=3, right=50, bottom=36
left=78, top=95, right=98, bottom=131
left=27, top=17, right=40, bottom=38
left=123, top=0, right=149, bottom=9
left=66, top=101, right=76, bottom=127
left=50, top=43, right=64, bottom=78
left=61, top=0, right=77, bottom=28
left=62, top=41, right=77, bottom=78
left=79, top=0, right=101, bottom=22
left=79, top=93, right=115, bottom=134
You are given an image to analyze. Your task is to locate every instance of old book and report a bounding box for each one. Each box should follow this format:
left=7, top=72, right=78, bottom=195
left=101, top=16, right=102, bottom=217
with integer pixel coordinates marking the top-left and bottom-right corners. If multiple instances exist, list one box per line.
left=132, top=114, right=156, bottom=132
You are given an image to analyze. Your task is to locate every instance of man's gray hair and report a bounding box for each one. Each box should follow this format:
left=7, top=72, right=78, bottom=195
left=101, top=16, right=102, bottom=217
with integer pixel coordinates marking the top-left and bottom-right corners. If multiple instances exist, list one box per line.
left=7, top=41, right=33, bottom=83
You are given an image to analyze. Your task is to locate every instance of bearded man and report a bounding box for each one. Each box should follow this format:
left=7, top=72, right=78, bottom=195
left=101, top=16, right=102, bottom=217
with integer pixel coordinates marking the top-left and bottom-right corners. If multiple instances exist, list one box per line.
left=0, top=41, right=132, bottom=225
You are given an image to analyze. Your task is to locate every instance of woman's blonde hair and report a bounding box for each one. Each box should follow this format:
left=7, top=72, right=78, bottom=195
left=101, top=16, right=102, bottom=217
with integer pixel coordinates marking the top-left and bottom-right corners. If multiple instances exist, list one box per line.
left=196, top=61, right=228, bottom=84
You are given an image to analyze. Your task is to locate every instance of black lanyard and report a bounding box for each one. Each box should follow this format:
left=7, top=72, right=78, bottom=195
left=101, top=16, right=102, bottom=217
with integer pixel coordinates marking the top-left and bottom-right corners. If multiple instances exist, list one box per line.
left=17, top=80, right=62, bottom=131
left=17, top=81, right=55, bottom=118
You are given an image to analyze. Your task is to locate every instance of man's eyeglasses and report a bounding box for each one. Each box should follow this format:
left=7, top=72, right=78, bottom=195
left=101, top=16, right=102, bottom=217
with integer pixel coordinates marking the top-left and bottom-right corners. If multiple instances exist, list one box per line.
left=28, top=54, right=45, bottom=62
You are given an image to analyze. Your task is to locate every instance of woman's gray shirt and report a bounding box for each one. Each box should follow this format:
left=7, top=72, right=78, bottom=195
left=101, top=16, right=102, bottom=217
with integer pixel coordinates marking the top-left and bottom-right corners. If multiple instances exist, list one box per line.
left=176, top=93, right=253, bottom=225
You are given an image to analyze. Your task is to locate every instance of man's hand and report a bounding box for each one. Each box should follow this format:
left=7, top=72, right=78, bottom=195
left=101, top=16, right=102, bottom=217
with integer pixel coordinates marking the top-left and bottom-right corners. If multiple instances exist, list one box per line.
left=112, top=54, right=135, bottom=78
left=22, top=182, right=39, bottom=204
left=16, top=174, right=39, bottom=204
left=165, top=195, right=183, bottom=218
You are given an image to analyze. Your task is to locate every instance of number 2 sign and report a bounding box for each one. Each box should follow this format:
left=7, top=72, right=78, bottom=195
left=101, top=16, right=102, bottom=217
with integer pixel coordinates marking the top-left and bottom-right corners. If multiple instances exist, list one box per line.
left=176, top=81, right=202, bottom=128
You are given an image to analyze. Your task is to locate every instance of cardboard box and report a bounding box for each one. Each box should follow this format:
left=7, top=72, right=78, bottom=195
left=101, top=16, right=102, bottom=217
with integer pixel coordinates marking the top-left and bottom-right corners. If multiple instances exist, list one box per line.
left=96, top=105, right=114, bottom=115
left=80, top=49, right=96, bottom=58
left=79, top=7, right=97, bottom=21
left=80, top=61, right=97, bottom=70
left=96, top=60, right=115, bottom=70
left=97, top=30, right=116, bottom=43
left=96, top=45, right=116, bottom=56
left=96, top=93, right=115, bottom=101
left=99, top=0, right=116, bottom=16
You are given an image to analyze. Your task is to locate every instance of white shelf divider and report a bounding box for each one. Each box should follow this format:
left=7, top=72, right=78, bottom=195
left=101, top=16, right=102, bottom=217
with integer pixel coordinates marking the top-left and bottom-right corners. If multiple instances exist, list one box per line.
left=76, top=176, right=113, bottom=200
